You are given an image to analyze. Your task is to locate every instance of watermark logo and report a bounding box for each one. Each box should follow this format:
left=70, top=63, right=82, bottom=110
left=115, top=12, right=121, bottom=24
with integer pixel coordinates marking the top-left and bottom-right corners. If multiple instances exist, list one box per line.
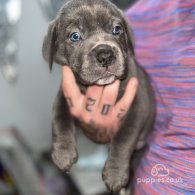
left=137, top=163, right=184, bottom=185
left=151, top=164, right=169, bottom=177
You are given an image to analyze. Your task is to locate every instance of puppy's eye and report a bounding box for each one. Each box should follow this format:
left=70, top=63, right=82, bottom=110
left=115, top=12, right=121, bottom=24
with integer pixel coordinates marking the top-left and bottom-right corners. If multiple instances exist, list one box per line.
left=70, top=32, right=82, bottom=42
left=112, top=26, right=122, bottom=35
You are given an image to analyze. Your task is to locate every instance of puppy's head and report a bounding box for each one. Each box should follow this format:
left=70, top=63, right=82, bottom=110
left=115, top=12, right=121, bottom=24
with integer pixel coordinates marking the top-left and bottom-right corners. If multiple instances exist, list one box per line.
left=43, top=0, right=134, bottom=85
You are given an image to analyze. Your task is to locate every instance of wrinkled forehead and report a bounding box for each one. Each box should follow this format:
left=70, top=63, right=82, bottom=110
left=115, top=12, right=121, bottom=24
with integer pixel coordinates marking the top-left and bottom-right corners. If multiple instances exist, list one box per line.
left=59, top=3, right=123, bottom=31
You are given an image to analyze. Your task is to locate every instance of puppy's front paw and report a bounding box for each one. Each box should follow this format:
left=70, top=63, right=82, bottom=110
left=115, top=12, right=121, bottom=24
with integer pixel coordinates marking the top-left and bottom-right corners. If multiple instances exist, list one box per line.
left=51, top=146, right=78, bottom=171
left=119, top=188, right=132, bottom=195
left=102, top=160, right=129, bottom=192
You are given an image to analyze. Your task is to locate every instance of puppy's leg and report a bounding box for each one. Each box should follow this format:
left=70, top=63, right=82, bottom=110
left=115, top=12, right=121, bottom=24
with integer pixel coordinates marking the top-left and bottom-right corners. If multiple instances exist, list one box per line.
left=51, top=88, right=78, bottom=171
left=102, top=98, right=149, bottom=192
left=119, top=188, right=132, bottom=195
left=118, top=145, right=149, bottom=195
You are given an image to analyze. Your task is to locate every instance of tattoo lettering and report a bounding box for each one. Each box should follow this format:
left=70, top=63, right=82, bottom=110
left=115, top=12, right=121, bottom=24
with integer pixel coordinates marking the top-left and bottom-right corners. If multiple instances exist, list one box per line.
left=101, top=104, right=112, bottom=115
left=117, top=108, right=127, bottom=121
left=65, top=97, right=73, bottom=107
left=85, top=97, right=96, bottom=112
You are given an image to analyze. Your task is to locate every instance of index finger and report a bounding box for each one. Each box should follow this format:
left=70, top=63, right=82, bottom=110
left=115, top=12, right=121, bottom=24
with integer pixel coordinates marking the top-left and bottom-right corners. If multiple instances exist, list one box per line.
left=62, top=66, right=84, bottom=113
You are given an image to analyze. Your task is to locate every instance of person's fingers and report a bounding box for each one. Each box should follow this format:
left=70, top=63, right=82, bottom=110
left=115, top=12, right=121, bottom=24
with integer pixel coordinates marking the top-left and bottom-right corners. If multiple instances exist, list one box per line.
left=114, top=77, right=138, bottom=121
left=97, top=80, right=120, bottom=116
left=84, top=85, right=104, bottom=114
left=62, top=66, right=84, bottom=116
left=62, top=66, right=82, bottom=98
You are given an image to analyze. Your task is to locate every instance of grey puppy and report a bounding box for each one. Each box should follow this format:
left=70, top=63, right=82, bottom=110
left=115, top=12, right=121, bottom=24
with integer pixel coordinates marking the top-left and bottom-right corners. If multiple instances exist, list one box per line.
left=42, top=0, right=155, bottom=193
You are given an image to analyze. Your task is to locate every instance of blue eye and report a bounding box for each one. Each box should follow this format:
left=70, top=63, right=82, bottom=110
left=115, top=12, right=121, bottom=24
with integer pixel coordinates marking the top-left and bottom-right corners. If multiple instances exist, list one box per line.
left=70, top=32, right=81, bottom=42
left=112, top=26, right=122, bottom=35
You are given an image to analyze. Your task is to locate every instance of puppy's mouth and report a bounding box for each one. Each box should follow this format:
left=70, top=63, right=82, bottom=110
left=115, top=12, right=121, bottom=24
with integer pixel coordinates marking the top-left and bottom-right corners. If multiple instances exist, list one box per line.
left=75, top=64, right=127, bottom=86
left=95, top=71, right=116, bottom=85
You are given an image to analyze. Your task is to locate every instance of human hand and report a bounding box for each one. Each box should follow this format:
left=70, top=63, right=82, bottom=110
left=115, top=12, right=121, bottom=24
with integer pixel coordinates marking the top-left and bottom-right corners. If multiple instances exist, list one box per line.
left=62, top=66, right=138, bottom=143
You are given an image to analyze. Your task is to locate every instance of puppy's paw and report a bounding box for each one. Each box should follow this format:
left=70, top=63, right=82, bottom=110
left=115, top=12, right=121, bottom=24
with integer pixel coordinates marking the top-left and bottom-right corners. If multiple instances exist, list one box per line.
left=102, top=161, right=129, bottom=192
left=119, top=188, right=132, bottom=195
left=51, top=147, right=78, bottom=172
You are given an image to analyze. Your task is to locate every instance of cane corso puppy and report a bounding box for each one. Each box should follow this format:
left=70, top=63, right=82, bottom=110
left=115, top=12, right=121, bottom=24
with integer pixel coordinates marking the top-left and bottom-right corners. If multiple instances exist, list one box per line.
left=42, top=0, right=155, bottom=193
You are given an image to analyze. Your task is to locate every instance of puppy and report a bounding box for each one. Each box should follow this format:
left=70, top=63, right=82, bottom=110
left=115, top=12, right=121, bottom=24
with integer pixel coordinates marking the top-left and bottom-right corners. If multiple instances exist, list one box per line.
left=42, top=0, right=155, bottom=193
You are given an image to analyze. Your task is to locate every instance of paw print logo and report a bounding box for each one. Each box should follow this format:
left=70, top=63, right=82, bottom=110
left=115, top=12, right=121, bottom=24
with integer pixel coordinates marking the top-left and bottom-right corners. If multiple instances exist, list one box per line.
left=151, top=164, right=169, bottom=177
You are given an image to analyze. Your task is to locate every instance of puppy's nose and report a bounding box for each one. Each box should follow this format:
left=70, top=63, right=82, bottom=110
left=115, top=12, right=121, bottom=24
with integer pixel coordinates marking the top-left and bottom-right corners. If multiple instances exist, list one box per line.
left=95, top=45, right=115, bottom=67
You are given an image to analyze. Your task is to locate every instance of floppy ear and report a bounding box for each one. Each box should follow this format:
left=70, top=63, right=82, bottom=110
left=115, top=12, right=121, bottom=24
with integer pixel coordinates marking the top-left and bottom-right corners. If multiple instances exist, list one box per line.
left=42, top=20, right=57, bottom=70
left=123, top=17, right=135, bottom=56
left=126, top=25, right=135, bottom=55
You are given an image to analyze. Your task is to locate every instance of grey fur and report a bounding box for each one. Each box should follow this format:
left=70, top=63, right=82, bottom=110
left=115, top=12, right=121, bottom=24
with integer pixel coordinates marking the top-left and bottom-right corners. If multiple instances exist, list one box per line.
left=42, top=0, right=155, bottom=193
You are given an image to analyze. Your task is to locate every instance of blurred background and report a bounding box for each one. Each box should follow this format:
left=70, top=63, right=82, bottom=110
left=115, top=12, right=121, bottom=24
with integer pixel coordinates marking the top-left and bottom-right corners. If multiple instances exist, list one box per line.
left=0, top=0, right=137, bottom=194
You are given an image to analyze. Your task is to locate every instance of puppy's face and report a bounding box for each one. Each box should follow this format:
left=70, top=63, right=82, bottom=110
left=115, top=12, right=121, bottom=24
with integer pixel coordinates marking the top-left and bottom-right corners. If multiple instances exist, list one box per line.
left=43, top=0, right=134, bottom=85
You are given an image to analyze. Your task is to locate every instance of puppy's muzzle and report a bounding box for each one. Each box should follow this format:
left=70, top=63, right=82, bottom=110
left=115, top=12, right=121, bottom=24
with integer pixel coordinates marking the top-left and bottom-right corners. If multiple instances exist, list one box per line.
left=92, top=44, right=116, bottom=67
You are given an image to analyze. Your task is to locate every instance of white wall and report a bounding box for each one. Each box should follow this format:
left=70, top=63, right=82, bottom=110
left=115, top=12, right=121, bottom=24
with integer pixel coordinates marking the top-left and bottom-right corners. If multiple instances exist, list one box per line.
left=0, top=0, right=61, bottom=152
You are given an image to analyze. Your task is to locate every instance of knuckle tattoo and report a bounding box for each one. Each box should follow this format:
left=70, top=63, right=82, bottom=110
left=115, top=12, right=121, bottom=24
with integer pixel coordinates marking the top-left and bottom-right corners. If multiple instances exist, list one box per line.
left=117, top=108, right=127, bottom=121
left=85, top=97, right=96, bottom=112
left=65, top=97, right=73, bottom=107
left=101, top=104, right=112, bottom=115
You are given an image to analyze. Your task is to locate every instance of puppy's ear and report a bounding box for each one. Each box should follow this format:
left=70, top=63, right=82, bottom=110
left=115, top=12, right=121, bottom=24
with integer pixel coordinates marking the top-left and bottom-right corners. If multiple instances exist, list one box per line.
left=42, top=20, right=57, bottom=70
left=123, top=18, right=135, bottom=56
